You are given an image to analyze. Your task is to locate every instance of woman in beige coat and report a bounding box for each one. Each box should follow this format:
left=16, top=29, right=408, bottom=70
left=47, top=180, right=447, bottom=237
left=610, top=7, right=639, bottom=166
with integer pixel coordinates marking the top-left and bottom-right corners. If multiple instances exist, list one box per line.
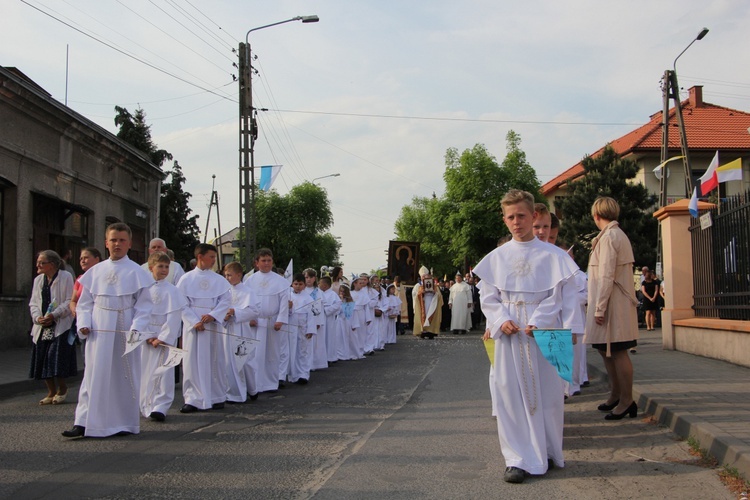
left=584, top=197, right=640, bottom=421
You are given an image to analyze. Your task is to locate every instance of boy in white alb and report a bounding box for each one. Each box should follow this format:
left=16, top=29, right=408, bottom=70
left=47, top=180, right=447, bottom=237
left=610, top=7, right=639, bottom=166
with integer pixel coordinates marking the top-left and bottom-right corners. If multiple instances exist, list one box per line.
left=177, top=244, right=232, bottom=413
left=287, top=274, right=316, bottom=384
left=303, top=268, right=327, bottom=370
left=319, top=276, right=342, bottom=362
left=244, top=248, right=289, bottom=393
left=475, top=190, right=582, bottom=484
left=222, top=262, right=260, bottom=403
left=63, top=222, right=154, bottom=438
left=140, top=252, right=187, bottom=422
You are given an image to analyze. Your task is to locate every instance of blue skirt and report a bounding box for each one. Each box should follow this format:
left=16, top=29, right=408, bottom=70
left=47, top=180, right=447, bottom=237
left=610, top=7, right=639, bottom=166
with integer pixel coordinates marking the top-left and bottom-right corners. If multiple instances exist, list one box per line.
left=29, top=329, right=78, bottom=380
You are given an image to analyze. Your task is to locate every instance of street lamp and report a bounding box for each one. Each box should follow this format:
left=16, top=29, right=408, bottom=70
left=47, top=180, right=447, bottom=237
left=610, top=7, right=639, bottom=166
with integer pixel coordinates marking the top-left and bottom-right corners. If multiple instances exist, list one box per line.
left=312, top=173, right=341, bottom=184
left=239, top=15, right=319, bottom=270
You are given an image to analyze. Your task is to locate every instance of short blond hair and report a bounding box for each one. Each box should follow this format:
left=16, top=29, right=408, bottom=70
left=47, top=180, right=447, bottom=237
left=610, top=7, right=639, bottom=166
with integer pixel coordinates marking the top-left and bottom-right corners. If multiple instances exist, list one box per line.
left=501, top=189, right=535, bottom=213
left=591, top=196, right=620, bottom=221
left=534, top=203, right=550, bottom=217
left=147, top=251, right=170, bottom=269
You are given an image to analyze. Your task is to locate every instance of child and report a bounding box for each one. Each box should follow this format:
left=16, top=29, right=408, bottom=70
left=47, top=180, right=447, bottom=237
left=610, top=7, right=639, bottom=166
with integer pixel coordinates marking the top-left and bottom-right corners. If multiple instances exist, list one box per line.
left=385, top=284, right=401, bottom=345
left=348, top=276, right=369, bottom=360
left=303, top=268, right=327, bottom=371
left=319, top=276, right=342, bottom=363
left=287, top=273, right=316, bottom=384
left=176, top=244, right=231, bottom=413
left=336, top=284, right=357, bottom=361
left=370, top=275, right=388, bottom=351
left=474, top=189, right=582, bottom=484
left=63, top=223, right=154, bottom=438
left=140, top=252, right=187, bottom=422
left=222, top=262, right=260, bottom=403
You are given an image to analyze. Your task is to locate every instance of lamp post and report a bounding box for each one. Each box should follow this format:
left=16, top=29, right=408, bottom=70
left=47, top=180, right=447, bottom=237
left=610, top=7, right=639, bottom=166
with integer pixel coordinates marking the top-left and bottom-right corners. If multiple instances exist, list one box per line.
left=239, top=15, right=319, bottom=270
left=312, top=173, right=341, bottom=184
left=657, top=27, right=709, bottom=272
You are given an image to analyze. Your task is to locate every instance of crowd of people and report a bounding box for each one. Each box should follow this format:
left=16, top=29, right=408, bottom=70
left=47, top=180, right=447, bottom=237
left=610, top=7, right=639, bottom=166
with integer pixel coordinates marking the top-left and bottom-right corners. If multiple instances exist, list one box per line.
left=28, top=228, right=407, bottom=438
left=28, top=193, right=642, bottom=486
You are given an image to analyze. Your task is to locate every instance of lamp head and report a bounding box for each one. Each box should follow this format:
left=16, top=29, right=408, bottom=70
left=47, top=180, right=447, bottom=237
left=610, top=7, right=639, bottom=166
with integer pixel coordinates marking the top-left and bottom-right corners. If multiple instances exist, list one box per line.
left=697, top=27, right=709, bottom=40
left=301, top=15, right=319, bottom=23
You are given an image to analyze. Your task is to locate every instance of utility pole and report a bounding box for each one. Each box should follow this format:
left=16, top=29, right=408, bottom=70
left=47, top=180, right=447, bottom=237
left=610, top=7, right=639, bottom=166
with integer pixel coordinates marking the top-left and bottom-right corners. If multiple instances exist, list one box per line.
left=238, top=42, right=257, bottom=271
left=203, top=175, right=224, bottom=269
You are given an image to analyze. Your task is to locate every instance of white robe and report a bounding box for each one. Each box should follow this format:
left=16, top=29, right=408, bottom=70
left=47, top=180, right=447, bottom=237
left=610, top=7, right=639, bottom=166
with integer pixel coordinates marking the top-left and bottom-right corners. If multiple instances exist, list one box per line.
left=364, top=287, right=380, bottom=353
left=75, top=256, right=154, bottom=437
left=449, top=281, right=473, bottom=331
left=336, top=301, right=358, bottom=360
left=244, top=271, right=289, bottom=392
left=304, top=286, right=328, bottom=370
left=474, top=238, right=582, bottom=475
left=223, top=282, right=261, bottom=402
left=288, top=290, right=316, bottom=382
left=373, top=287, right=389, bottom=350
left=322, top=289, right=342, bottom=362
left=386, top=294, right=401, bottom=344
left=177, top=268, right=232, bottom=409
left=349, top=289, right=369, bottom=359
left=140, top=279, right=186, bottom=417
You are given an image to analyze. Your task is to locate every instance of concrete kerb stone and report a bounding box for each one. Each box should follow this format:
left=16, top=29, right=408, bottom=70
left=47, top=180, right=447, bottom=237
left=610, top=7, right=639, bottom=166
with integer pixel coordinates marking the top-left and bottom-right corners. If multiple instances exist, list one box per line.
left=587, top=362, right=750, bottom=481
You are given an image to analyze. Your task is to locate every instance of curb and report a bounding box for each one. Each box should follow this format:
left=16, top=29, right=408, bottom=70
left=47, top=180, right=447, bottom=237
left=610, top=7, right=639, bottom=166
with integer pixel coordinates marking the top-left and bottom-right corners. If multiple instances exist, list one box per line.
left=587, top=362, right=750, bottom=480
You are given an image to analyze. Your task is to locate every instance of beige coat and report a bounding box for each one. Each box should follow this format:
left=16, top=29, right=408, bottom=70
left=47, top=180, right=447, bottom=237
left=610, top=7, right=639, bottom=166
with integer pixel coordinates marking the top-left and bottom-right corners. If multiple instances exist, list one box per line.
left=584, top=221, right=639, bottom=355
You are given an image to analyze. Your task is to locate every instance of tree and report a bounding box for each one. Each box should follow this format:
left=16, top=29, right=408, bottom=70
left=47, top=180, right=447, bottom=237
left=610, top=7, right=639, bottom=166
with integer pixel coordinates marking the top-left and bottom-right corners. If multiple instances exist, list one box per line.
left=114, top=106, right=200, bottom=263
left=555, top=145, right=658, bottom=270
left=251, top=182, right=340, bottom=271
left=159, top=161, right=201, bottom=264
left=394, top=131, right=544, bottom=278
left=114, top=106, right=172, bottom=167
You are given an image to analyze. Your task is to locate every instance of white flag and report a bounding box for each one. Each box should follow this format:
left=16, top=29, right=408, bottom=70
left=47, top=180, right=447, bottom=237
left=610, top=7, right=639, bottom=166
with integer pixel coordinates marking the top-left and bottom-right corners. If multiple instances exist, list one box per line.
left=123, top=330, right=150, bottom=356
left=230, top=338, right=257, bottom=369
left=284, top=258, right=294, bottom=284
left=153, top=345, right=187, bottom=375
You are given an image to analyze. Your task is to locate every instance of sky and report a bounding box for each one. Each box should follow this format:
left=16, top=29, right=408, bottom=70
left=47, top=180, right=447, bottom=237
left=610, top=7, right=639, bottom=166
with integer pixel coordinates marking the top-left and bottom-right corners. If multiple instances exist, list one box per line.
left=3, top=1, right=750, bottom=273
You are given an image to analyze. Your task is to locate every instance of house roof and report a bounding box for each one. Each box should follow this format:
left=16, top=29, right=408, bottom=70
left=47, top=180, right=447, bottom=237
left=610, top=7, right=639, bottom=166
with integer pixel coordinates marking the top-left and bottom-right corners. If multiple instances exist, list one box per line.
left=542, top=86, right=750, bottom=196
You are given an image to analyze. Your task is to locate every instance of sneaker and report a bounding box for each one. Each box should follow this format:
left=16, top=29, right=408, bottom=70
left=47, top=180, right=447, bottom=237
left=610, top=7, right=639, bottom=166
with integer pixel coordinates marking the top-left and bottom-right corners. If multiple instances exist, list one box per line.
left=629, top=348, right=637, bottom=354
left=503, top=466, right=527, bottom=483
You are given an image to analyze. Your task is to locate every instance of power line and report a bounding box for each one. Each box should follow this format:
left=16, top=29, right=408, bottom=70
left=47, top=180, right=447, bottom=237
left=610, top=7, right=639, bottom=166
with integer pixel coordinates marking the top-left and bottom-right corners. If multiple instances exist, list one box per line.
left=69, top=82, right=236, bottom=106
left=163, top=0, right=235, bottom=52
left=184, top=0, right=239, bottom=44
left=22, top=0, right=235, bottom=102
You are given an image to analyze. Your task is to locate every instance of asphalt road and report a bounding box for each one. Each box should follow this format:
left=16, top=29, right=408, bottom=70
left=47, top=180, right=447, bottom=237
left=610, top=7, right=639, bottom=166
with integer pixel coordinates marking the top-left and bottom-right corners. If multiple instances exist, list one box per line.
left=0, top=333, right=732, bottom=499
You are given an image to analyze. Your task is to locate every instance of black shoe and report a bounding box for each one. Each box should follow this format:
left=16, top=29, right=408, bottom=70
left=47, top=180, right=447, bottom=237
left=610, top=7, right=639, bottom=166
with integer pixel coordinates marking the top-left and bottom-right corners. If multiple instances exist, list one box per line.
left=605, top=401, right=638, bottom=420
left=211, top=402, right=225, bottom=410
left=503, top=466, right=527, bottom=484
left=597, top=400, right=619, bottom=412
left=572, top=391, right=581, bottom=396
left=295, top=378, right=308, bottom=385
left=365, top=350, right=375, bottom=356
left=62, top=425, right=85, bottom=438
left=548, top=458, right=555, bottom=470
left=582, top=381, right=590, bottom=387
left=249, top=393, right=259, bottom=401
left=149, top=411, right=166, bottom=422
left=180, top=404, right=199, bottom=413
left=278, top=380, right=286, bottom=388
left=115, top=431, right=133, bottom=436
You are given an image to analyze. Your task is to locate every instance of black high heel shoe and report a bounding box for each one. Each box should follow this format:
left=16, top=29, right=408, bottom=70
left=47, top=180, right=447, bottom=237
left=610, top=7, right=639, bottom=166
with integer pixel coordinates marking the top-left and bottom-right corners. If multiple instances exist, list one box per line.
left=604, top=401, right=637, bottom=420
left=597, top=400, right=619, bottom=412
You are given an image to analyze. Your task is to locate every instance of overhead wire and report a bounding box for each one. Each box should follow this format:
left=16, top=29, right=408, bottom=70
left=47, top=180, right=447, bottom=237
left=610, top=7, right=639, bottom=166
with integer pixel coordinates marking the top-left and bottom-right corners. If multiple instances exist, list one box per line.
left=163, top=0, right=235, bottom=52
left=184, top=0, right=239, bottom=44
left=21, top=0, right=236, bottom=102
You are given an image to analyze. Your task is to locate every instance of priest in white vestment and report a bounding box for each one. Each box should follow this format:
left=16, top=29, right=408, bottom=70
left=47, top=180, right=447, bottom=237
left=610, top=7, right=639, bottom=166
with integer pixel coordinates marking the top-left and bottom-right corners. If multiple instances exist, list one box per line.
left=449, top=272, right=473, bottom=334
left=64, top=223, right=154, bottom=438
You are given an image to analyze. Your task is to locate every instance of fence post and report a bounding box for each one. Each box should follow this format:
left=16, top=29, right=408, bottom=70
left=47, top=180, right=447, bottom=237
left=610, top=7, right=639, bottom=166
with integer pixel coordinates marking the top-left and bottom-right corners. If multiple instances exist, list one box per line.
left=654, top=198, right=715, bottom=349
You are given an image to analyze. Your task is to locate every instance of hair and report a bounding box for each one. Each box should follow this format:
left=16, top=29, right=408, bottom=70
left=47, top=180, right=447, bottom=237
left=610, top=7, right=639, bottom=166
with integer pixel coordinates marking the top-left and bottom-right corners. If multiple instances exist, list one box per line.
left=149, top=238, right=166, bottom=247
left=497, top=235, right=512, bottom=247
left=550, top=213, right=560, bottom=229
left=330, top=266, right=343, bottom=281
left=194, top=243, right=217, bottom=257
left=166, top=249, right=175, bottom=261
left=591, top=196, right=620, bottom=221
left=339, top=284, right=353, bottom=302
left=534, top=202, right=550, bottom=217
left=292, top=272, right=306, bottom=283
left=319, top=276, right=332, bottom=286
left=303, top=268, right=317, bottom=278
left=81, top=247, right=102, bottom=261
left=106, top=222, right=132, bottom=238
left=255, top=247, right=273, bottom=260
left=386, top=284, right=396, bottom=295
left=223, top=261, right=244, bottom=275
left=501, top=189, right=535, bottom=213
left=147, top=251, right=171, bottom=269
left=38, top=250, right=62, bottom=270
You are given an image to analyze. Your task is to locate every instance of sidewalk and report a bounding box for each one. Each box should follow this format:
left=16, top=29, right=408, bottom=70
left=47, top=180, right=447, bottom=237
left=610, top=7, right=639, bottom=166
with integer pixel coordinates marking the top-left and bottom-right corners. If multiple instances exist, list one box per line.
left=2, top=329, right=749, bottom=480
left=587, top=328, right=750, bottom=480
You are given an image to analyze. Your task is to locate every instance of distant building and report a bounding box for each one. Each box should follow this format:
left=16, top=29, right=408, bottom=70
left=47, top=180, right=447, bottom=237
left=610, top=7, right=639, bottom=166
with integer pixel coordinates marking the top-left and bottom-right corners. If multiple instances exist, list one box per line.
left=210, top=226, right=241, bottom=271
left=543, top=86, right=750, bottom=216
left=0, top=66, right=164, bottom=347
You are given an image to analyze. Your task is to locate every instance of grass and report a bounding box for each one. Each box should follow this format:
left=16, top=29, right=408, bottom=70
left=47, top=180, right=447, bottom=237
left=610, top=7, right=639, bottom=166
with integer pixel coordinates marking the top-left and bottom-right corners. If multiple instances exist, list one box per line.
left=685, top=437, right=749, bottom=497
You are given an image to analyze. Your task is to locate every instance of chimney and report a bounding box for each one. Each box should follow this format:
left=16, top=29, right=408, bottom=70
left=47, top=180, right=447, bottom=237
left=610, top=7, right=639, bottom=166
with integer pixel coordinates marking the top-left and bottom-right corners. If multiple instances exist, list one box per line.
left=689, top=86, right=704, bottom=108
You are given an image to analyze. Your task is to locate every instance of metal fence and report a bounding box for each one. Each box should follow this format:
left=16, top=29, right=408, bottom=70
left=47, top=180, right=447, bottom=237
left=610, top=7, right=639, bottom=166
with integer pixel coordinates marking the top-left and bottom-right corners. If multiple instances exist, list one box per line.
left=690, top=188, right=750, bottom=320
